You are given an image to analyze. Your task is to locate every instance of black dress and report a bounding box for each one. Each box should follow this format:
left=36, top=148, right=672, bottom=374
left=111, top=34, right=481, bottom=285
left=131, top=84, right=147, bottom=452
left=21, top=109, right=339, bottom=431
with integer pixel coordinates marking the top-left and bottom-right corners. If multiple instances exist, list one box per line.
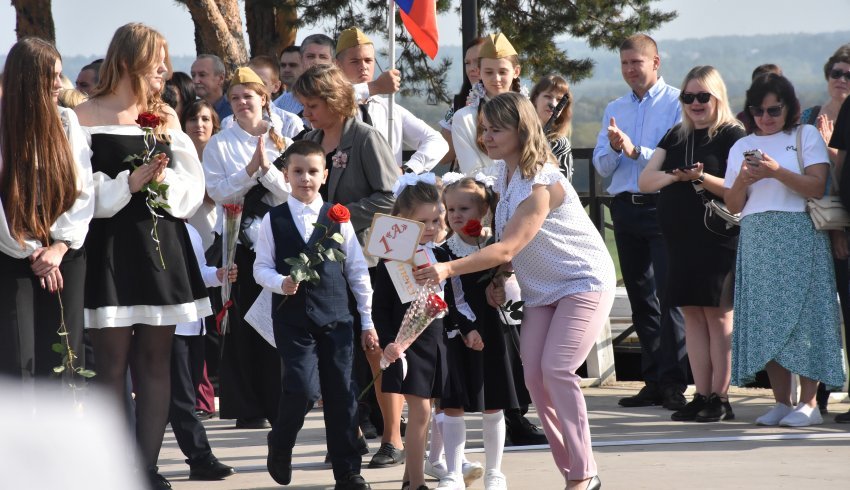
left=438, top=236, right=530, bottom=412
left=84, top=130, right=210, bottom=326
left=656, top=124, right=746, bottom=307
left=373, top=248, right=446, bottom=399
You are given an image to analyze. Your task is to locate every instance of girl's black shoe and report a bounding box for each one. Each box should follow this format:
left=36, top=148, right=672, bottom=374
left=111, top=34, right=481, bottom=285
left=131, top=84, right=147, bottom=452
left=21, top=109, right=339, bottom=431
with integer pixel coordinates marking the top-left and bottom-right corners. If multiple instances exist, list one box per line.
left=671, top=393, right=707, bottom=421
left=695, top=393, right=734, bottom=422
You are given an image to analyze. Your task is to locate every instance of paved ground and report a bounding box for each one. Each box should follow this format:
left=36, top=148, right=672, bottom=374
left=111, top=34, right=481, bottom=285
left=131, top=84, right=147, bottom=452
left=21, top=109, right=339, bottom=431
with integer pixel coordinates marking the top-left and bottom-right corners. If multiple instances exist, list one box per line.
left=159, top=382, right=850, bottom=490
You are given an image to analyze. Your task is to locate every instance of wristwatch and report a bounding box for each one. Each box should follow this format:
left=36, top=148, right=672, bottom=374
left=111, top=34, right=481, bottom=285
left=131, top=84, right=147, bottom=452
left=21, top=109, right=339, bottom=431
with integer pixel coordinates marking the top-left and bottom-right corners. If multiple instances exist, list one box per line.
left=691, top=173, right=705, bottom=184
left=631, top=146, right=642, bottom=159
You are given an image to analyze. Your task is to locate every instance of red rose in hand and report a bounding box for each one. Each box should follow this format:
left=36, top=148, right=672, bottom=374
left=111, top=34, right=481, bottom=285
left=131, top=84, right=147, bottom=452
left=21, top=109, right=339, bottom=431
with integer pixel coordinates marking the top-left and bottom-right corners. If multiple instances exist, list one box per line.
left=425, top=293, right=448, bottom=316
left=328, top=203, right=351, bottom=224
left=136, top=112, right=161, bottom=129
left=461, top=219, right=483, bottom=238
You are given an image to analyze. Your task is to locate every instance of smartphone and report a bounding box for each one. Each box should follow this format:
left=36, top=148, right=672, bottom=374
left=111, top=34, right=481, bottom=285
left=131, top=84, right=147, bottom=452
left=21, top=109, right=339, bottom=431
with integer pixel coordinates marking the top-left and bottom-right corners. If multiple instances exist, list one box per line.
left=743, top=149, right=763, bottom=166
left=665, top=163, right=699, bottom=174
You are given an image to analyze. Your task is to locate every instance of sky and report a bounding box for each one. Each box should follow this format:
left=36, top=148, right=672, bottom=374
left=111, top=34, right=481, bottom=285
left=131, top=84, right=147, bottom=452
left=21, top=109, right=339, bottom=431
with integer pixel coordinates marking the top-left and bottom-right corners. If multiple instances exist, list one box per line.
left=1, top=0, right=849, bottom=58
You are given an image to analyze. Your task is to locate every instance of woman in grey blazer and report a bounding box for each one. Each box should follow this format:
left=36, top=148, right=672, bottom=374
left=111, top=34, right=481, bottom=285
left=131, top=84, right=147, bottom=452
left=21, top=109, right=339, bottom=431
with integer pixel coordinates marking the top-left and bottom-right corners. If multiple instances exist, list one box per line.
left=291, top=64, right=406, bottom=469
left=293, top=64, right=399, bottom=257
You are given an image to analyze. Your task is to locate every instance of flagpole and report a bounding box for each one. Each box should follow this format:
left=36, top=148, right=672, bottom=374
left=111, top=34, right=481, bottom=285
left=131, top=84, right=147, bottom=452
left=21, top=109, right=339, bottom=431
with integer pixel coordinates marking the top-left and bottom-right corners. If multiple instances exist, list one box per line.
left=387, top=0, right=395, bottom=152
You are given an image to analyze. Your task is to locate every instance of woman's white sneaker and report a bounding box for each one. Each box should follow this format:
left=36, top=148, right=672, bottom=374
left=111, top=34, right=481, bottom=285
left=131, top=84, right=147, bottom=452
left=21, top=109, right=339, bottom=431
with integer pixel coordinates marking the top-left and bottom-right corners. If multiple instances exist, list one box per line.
left=436, top=474, right=465, bottom=490
left=484, top=469, right=508, bottom=490
left=779, top=403, right=824, bottom=427
left=755, top=403, right=793, bottom=426
left=425, top=459, right=449, bottom=480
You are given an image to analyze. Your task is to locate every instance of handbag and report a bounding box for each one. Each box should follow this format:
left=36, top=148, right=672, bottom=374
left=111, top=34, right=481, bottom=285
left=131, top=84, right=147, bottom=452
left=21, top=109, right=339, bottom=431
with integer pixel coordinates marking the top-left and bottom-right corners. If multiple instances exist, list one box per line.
left=685, top=131, right=741, bottom=237
left=794, top=126, right=850, bottom=230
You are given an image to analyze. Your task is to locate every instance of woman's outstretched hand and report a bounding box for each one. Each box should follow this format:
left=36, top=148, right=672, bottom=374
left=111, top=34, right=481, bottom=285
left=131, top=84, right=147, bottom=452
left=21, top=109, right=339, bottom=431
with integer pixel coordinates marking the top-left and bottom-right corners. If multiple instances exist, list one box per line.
left=413, top=262, right=449, bottom=285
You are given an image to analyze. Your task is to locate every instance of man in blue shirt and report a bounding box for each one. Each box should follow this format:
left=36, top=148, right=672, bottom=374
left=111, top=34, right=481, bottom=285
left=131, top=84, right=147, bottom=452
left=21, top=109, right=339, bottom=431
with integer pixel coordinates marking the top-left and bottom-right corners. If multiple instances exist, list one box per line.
left=593, top=34, right=689, bottom=410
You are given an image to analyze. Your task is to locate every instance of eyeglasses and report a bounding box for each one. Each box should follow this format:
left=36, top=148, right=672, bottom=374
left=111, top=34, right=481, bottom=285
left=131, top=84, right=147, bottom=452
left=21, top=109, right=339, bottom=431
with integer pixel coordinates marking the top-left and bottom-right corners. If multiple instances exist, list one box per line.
left=749, top=104, right=784, bottom=118
left=680, top=92, right=712, bottom=104
left=829, top=69, right=850, bottom=81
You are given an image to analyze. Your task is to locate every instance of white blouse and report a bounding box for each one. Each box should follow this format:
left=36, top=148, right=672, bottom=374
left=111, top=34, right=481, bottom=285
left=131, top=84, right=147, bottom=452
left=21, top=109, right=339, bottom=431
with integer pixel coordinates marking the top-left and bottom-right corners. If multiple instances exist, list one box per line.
left=494, top=161, right=615, bottom=307
left=0, top=107, right=95, bottom=258
left=451, top=104, right=496, bottom=177
left=203, top=122, right=292, bottom=248
left=220, top=105, right=304, bottom=139
left=82, top=125, right=207, bottom=220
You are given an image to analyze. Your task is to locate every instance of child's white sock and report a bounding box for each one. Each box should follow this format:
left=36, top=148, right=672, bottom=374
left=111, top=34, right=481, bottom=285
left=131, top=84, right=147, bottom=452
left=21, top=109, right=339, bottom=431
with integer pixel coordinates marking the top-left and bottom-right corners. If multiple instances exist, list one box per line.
left=442, top=414, right=466, bottom=476
left=482, top=411, right=505, bottom=471
left=428, top=411, right=445, bottom=464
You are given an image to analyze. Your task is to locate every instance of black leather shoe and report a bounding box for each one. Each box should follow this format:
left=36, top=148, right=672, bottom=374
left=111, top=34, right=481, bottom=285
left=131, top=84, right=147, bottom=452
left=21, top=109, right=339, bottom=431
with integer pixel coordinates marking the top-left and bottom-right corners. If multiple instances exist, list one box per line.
left=587, top=475, right=602, bottom=490
left=267, top=432, right=292, bottom=485
left=368, top=442, right=405, bottom=468
left=835, top=410, right=850, bottom=423
left=618, top=386, right=663, bottom=407
left=194, top=409, right=214, bottom=420
left=662, top=389, right=687, bottom=411
left=334, top=472, right=372, bottom=490
left=360, top=418, right=378, bottom=439
left=505, top=412, right=548, bottom=446
left=189, top=457, right=236, bottom=480
left=325, top=435, right=370, bottom=464
left=671, top=393, right=707, bottom=421
left=695, top=393, right=734, bottom=422
left=147, top=468, right=172, bottom=489
left=236, top=417, right=270, bottom=429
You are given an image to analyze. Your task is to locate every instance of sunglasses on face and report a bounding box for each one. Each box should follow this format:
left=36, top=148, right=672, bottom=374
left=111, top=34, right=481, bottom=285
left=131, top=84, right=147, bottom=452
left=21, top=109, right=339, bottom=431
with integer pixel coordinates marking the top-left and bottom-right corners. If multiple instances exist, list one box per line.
left=829, top=69, right=850, bottom=81
left=749, top=104, right=784, bottom=118
left=679, top=92, right=712, bottom=104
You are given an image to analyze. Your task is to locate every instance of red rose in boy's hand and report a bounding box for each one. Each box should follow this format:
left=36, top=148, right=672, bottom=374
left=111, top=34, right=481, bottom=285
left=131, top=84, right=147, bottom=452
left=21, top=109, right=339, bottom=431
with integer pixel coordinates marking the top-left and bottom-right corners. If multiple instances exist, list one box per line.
left=327, top=203, right=351, bottom=224
left=461, top=219, right=483, bottom=238
left=136, top=112, right=161, bottom=129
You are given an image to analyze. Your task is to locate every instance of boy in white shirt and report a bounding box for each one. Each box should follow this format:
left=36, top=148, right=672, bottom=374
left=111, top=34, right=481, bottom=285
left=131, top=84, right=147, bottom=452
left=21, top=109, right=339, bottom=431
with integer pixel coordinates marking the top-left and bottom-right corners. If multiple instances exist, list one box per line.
left=253, top=140, right=378, bottom=490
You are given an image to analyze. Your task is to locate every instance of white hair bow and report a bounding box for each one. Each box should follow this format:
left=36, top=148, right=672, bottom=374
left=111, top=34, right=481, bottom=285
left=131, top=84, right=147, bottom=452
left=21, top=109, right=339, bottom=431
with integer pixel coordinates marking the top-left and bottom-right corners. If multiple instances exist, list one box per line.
left=392, top=172, right=438, bottom=198
left=473, top=172, right=496, bottom=189
left=441, top=172, right=466, bottom=187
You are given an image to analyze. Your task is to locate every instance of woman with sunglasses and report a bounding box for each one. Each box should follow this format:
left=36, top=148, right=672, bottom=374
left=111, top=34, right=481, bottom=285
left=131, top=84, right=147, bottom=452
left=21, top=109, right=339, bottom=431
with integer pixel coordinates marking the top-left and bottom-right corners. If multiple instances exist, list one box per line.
left=638, top=66, right=745, bottom=423
left=723, top=73, right=845, bottom=427
left=799, top=45, right=850, bottom=417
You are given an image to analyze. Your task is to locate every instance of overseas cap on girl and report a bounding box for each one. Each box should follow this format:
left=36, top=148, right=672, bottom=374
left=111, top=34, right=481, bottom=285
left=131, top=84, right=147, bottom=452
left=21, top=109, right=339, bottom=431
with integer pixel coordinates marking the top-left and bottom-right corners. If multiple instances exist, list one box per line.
left=230, top=66, right=264, bottom=87
left=478, top=33, right=517, bottom=59
left=336, top=27, right=373, bottom=55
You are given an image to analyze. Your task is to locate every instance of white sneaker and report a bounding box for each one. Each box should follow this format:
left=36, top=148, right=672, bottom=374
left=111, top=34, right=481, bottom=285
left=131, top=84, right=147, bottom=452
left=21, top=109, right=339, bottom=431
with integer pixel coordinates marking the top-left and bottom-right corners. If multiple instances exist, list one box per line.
left=461, top=461, right=484, bottom=487
left=484, top=469, right=508, bottom=490
left=436, top=474, right=465, bottom=490
left=425, top=459, right=449, bottom=480
left=779, top=403, right=824, bottom=427
left=755, top=403, right=793, bottom=426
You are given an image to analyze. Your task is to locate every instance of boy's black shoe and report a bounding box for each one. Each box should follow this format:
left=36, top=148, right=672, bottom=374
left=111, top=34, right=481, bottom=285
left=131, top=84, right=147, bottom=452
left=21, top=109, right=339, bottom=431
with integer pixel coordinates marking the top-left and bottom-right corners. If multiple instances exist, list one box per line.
left=188, top=456, right=236, bottom=480
left=334, top=472, right=372, bottom=490
left=267, top=432, right=292, bottom=485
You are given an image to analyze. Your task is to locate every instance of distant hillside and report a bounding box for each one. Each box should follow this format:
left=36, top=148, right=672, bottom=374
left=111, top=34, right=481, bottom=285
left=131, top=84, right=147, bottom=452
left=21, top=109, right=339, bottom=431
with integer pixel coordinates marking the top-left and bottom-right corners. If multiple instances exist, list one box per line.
left=8, top=30, right=848, bottom=147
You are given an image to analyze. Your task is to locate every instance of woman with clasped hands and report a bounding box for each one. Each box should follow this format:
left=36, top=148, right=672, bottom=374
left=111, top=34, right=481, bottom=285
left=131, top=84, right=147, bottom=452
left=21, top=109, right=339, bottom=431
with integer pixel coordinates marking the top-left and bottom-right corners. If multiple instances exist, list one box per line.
left=414, top=92, right=614, bottom=490
left=723, top=73, right=845, bottom=428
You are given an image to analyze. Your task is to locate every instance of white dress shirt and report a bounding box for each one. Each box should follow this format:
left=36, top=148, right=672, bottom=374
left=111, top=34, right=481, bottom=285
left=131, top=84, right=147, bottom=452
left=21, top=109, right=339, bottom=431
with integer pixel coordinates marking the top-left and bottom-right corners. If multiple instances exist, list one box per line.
left=451, top=104, right=497, bottom=176
left=220, top=105, right=304, bottom=139
left=203, top=122, right=292, bottom=248
left=0, top=107, right=95, bottom=258
left=175, top=223, right=222, bottom=336
left=359, top=97, right=448, bottom=174
left=253, top=195, right=374, bottom=330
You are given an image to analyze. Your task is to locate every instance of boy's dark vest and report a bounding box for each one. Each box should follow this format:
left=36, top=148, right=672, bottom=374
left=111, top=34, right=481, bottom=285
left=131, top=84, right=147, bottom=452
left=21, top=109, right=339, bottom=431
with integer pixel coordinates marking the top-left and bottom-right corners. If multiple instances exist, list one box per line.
left=269, top=202, right=351, bottom=327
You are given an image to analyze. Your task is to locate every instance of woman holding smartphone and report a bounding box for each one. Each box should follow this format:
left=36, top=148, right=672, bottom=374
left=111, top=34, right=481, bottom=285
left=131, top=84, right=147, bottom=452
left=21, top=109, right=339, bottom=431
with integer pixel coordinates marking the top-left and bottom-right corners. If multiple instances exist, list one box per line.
left=639, top=66, right=745, bottom=423
left=723, top=73, right=845, bottom=427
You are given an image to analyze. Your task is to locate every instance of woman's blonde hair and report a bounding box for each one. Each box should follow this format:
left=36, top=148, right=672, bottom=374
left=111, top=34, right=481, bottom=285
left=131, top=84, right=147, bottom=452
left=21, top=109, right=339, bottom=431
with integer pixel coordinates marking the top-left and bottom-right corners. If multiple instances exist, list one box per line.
left=227, top=80, right=286, bottom=151
left=676, top=65, right=742, bottom=142
left=529, top=74, right=573, bottom=139
left=291, top=64, right=357, bottom=118
left=92, top=23, right=173, bottom=141
left=481, top=92, right=555, bottom=179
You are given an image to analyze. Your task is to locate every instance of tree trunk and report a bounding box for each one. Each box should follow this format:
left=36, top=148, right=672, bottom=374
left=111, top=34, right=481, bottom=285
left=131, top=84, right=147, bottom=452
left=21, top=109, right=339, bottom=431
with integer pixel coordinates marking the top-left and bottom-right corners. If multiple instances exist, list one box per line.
left=182, top=0, right=250, bottom=74
left=11, top=0, right=55, bottom=43
left=245, top=0, right=298, bottom=59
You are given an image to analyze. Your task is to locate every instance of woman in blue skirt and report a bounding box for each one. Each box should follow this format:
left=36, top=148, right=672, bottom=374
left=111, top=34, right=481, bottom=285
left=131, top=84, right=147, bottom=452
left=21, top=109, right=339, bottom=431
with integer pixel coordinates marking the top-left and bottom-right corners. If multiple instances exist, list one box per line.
left=724, top=73, right=846, bottom=427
